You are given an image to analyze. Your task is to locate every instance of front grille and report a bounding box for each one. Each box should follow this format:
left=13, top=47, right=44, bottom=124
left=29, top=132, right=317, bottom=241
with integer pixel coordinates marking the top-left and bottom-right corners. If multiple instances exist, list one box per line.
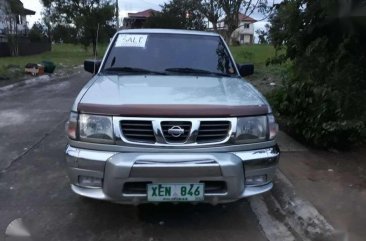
left=161, top=121, right=192, bottom=143
left=118, top=118, right=234, bottom=146
left=196, top=121, right=231, bottom=144
left=121, top=120, right=156, bottom=143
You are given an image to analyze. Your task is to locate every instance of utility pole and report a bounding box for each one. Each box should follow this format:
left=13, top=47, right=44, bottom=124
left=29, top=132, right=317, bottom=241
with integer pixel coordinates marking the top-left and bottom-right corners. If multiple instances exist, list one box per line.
left=116, top=0, right=120, bottom=30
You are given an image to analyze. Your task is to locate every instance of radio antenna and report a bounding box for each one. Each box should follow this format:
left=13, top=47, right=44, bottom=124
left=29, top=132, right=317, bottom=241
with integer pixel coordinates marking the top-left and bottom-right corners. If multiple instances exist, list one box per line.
left=116, top=0, right=120, bottom=30
left=94, top=23, right=100, bottom=74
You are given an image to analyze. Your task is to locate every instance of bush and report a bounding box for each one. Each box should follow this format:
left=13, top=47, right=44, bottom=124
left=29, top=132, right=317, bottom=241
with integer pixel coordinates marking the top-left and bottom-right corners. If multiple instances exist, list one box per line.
left=268, top=0, right=366, bottom=148
left=270, top=76, right=366, bottom=149
left=29, top=23, right=48, bottom=42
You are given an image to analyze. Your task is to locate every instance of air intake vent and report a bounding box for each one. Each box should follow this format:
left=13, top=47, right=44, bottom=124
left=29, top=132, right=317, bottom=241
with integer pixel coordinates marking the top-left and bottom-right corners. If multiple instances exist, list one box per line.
left=161, top=121, right=192, bottom=143
left=121, top=120, right=155, bottom=143
left=197, top=121, right=231, bottom=143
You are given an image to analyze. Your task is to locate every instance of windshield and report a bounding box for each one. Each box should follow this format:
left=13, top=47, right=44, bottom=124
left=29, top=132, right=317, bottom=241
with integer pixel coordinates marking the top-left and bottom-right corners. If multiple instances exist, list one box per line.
left=101, top=33, right=237, bottom=76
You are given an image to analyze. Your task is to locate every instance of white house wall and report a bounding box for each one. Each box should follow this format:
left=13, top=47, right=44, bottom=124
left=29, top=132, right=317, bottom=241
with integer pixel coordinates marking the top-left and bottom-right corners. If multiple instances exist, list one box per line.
left=238, top=20, right=254, bottom=35
left=0, top=0, right=8, bottom=33
left=243, top=34, right=251, bottom=43
left=0, top=0, right=30, bottom=36
left=217, top=21, right=255, bottom=35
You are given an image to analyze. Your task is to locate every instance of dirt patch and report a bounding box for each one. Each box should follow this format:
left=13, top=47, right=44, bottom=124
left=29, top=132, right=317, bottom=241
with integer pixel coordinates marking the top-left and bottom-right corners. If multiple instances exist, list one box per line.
left=0, top=65, right=82, bottom=88
left=308, top=147, right=366, bottom=191
left=246, top=65, right=287, bottom=95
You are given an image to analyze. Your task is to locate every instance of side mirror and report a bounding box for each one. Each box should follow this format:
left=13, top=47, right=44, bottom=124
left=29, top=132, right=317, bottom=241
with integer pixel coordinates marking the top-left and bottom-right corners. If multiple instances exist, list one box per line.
left=237, top=64, right=254, bottom=77
left=84, top=59, right=102, bottom=74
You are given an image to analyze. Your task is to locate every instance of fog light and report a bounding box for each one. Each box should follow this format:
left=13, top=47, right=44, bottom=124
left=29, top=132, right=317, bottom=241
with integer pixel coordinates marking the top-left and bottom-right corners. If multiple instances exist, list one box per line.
left=78, top=176, right=102, bottom=188
left=245, top=175, right=267, bottom=186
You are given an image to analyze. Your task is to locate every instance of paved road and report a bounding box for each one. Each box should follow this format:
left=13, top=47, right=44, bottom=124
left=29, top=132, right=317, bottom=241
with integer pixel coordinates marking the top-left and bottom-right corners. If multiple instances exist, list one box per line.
left=0, top=73, right=268, bottom=241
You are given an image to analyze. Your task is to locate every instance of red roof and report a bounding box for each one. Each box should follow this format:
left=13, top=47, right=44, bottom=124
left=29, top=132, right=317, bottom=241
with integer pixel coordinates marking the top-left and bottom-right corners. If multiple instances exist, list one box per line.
left=128, top=9, right=159, bottom=18
left=218, top=14, right=257, bottom=23
left=238, top=14, right=257, bottom=23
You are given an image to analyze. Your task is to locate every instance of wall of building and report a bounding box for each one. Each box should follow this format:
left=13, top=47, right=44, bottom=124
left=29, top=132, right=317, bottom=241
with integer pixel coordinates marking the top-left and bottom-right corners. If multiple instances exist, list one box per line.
left=0, top=0, right=8, bottom=34
left=243, top=34, right=251, bottom=43
left=0, top=0, right=30, bottom=36
left=238, top=21, right=254, bottom=34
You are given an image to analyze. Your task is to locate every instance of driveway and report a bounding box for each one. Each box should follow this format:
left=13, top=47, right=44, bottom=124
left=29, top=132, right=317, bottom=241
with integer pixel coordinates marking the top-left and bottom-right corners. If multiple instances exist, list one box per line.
left=0, top=73, right=268, bottom=241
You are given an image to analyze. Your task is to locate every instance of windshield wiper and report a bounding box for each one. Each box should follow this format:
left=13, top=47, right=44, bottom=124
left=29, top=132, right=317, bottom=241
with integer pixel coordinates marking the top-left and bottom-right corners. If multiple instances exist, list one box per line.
left=165, top=67, right=232, bottom=77
left=103, top=67, right=167, bottom=75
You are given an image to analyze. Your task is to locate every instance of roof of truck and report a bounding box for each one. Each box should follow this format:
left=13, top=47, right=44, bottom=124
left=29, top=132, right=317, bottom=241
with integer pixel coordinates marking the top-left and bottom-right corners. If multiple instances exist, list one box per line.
left=117, top=28, right=220, bottom=37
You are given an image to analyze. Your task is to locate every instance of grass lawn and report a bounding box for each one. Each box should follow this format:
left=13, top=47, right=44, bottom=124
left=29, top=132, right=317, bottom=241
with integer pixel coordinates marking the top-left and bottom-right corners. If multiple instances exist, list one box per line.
left=230, top=44, right=276, bottom=66
left=0, top=43, right=108, bottom=84
left=0, top=43, right=107, bottom=68
left=230, top=44, right=288, bottom=94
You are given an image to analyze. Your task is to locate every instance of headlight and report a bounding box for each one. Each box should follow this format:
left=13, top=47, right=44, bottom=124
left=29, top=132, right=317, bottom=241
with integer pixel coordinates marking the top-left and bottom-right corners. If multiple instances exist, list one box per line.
left=79, top=114, right=114, bottom=143
left=235, top=116, right=267, bottom=143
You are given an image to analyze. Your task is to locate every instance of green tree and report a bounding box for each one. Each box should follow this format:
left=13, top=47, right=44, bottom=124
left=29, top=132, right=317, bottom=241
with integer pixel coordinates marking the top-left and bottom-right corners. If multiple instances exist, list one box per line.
left=268, top=0, right=366, bottom=148
left=220, top=0, right=243, bottom=39
left=41, top=0, right=115, bottom=55
left=159, top=0, right=207, bottom=30
left=255, top=23, right=270, bottom=44
left=52, top=25, right=78, bottom=43
left=198, top=0, right=223, bottom=31
left=220, top=0, right=274, bottom=40
left=143, top=14, right=186, bottom=29
left=41, top=2, right=54, bottom=43
left=29, top=22, right=47, bottom=42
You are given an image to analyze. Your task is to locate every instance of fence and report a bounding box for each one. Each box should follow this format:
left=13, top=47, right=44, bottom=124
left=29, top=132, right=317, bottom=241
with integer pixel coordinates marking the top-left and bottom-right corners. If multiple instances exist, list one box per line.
left=0, top=37, right=51, bottom=57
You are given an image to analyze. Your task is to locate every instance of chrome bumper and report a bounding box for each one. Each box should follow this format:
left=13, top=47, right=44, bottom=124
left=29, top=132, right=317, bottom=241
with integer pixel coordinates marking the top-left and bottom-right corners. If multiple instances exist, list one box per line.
left=65, top=146, right=279, bottom=205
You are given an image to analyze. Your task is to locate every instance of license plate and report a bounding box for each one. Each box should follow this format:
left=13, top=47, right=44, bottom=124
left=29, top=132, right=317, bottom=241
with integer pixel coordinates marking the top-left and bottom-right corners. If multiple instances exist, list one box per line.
left=147, top=183, right=204, bottom=202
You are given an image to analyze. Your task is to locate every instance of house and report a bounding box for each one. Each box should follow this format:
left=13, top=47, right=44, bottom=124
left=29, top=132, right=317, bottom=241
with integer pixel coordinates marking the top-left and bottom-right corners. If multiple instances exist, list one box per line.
left=217, top=14, right=257, bottom=44
left=0, top=0, right=50, bottom=57
left=122, top=9, right=159, bottom=29
left=0, top=0, right=35, bottom=42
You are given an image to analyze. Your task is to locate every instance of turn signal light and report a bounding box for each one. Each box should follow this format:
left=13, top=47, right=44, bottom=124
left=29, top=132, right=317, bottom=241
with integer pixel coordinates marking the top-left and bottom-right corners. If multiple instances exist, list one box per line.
left=66, top=112, right=78, bottom=139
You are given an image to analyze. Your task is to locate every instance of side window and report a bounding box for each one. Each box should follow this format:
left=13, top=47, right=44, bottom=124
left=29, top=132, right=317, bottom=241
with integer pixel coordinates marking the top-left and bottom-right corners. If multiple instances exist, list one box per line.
left=216, top=40, right=235, bottom=74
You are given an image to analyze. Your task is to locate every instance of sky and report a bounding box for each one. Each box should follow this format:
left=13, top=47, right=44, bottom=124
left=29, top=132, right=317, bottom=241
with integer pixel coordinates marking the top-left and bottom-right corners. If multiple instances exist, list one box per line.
left=23, top=0, right=269, bottom=34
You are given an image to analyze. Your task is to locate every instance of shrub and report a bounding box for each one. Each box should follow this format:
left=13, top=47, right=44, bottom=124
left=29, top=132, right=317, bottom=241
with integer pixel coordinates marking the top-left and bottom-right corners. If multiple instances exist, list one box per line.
left=268, top=0, right=366, bottom=148
left=29, top=23, right=48, bottom=43
left=270, top=76, right=366, bottom=149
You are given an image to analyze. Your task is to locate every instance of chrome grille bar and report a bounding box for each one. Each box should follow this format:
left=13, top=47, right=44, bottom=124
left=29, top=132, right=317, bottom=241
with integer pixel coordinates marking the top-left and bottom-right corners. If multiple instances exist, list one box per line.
left=113, top=117, right=237, bottom=147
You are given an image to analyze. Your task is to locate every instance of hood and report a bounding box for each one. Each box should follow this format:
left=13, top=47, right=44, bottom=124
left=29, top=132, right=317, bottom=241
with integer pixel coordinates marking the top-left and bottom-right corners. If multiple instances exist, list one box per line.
left=78, top=75, right=269, bottom=117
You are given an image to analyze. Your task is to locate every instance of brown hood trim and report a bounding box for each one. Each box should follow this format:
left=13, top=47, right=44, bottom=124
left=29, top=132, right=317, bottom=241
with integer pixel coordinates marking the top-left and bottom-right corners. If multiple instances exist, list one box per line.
left=77, top=103, right=269, bottom=117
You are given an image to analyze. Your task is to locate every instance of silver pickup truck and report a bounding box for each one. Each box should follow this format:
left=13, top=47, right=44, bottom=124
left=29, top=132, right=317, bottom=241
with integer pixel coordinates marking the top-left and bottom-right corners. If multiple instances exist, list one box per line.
left=65, top=29, right=279, bottom=205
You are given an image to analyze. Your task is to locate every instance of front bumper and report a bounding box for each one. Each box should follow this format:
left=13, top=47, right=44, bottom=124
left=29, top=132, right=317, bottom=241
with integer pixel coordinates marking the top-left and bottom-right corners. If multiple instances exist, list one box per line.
left=65, top=146, right=279, bottom=205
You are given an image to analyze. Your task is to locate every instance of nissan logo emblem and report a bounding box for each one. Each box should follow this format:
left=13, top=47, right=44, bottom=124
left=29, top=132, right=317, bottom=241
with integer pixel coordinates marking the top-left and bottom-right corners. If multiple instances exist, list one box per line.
left=167, top=126, right=185, bottom=137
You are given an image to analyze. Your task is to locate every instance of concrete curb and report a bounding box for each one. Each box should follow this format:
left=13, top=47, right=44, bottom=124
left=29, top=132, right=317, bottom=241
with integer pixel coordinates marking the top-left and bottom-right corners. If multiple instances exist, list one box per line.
left=270, top=170, right=336, bottom=241
left=0, top=68, right=83, bottom=92
left=251, top=170, right=338, bottom=241
left=251, top=130, right=342, bottom=241
left=250, top=195, right=298, bottom=241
